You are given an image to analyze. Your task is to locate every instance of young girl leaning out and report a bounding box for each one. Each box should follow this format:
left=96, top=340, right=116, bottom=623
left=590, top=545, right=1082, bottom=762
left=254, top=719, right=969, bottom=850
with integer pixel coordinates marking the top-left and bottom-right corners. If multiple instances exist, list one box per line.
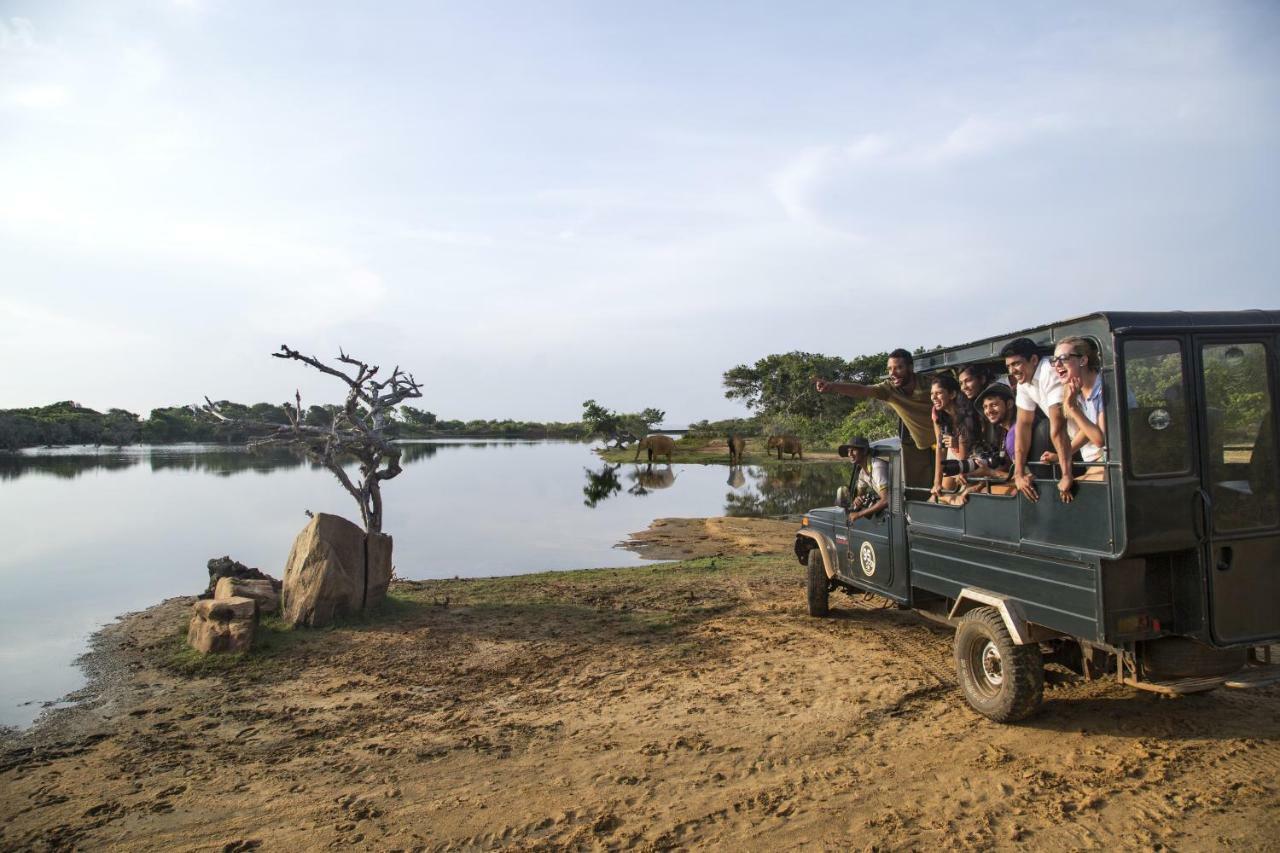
left=930, top=374, right=976, bottom=503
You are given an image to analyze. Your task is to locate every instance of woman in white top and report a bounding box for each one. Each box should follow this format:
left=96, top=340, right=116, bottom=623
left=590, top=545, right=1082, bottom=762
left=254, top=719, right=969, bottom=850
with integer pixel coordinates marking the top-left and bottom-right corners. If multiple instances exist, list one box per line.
left=1044, top=336, right=1106, bottom=476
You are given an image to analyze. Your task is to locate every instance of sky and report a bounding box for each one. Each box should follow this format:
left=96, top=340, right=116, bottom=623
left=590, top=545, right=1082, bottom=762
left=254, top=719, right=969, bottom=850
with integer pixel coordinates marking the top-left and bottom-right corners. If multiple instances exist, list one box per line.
left=2, top=1, right=1278, bottom=425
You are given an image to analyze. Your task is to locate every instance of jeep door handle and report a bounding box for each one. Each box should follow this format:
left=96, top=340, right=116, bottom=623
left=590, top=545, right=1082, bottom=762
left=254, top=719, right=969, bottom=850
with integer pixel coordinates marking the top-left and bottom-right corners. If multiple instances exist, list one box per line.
left=1191, top=488, right=1211, bottom=545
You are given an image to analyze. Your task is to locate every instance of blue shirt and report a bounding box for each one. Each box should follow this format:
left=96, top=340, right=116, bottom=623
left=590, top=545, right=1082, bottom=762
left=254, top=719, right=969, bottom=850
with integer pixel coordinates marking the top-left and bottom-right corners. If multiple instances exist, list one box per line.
left=1067, top=374, right=1105, bottom=462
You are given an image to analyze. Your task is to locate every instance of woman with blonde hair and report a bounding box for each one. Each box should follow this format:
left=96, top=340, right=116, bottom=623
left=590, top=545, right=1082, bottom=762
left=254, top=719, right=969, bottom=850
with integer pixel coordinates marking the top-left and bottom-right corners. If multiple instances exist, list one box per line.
left=1043, top=335, right=1106, bottom=478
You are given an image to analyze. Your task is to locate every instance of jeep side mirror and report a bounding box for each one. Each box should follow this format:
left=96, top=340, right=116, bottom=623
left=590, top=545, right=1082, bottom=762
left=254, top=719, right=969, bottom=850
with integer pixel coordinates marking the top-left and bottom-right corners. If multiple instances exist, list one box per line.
left=836, top=486, right=851, bottom=509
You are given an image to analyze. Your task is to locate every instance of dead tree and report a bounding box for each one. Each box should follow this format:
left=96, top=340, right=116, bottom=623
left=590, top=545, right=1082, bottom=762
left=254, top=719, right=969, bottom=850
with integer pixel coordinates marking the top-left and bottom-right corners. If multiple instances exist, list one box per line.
left=203, top=346, right=422, bottom=534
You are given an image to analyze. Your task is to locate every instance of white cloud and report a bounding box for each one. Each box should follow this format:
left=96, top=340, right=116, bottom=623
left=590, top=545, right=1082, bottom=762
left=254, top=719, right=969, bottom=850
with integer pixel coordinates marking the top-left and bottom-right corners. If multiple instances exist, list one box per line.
left=772, top=114, right=1075, bottom=231
left=3, top=82, right=71, bottom=109
left=0, top=298, right=149, bottom=354
left=0, top=17, right=37, bottom=50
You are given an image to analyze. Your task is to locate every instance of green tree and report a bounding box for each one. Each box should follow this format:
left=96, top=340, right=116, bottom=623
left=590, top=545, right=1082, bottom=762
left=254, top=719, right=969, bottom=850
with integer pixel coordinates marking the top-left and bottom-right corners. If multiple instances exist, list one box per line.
left=723, top=351, right=887, bottom=420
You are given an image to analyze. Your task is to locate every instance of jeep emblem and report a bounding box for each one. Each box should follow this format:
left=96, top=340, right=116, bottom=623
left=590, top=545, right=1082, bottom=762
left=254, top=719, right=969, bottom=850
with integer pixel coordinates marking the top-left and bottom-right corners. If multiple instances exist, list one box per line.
left=859, top=541, right=876, bottom=577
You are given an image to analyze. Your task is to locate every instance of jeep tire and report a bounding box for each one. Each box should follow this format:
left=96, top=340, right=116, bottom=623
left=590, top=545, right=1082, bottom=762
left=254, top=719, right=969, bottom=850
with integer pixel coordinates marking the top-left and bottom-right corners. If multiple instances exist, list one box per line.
left=806, top=547, right=829, bottom=617
left=954, top=606, right=1043, bottom=723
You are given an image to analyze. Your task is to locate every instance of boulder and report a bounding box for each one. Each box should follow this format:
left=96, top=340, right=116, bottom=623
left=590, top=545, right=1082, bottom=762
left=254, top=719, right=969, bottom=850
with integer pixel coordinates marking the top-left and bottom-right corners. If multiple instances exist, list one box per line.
left=203, top=555, right=280, bottom=599
left=365, top=532, right=394, bottom=608
left=214, top=577, right=280, bottom=615
left=187, top=596, right=257, bottom=654
left=282, top=513, right=366, bottom=627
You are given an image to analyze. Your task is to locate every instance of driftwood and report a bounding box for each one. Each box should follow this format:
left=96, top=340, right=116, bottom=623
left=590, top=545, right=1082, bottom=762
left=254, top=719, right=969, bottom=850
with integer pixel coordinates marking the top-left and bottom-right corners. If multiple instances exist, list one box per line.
left=202, top=346, right=422, bottom=534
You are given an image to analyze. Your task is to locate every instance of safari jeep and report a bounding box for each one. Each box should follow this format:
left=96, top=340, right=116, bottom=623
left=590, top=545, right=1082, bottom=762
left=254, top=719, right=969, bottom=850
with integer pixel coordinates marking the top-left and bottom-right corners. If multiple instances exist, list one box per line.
left=796, top=311, right=1280, bottom=722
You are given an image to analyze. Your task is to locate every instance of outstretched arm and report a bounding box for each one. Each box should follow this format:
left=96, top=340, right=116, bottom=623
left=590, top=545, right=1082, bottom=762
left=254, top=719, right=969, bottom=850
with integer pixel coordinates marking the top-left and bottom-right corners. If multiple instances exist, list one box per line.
left=814, top=378, right=878, bottom=400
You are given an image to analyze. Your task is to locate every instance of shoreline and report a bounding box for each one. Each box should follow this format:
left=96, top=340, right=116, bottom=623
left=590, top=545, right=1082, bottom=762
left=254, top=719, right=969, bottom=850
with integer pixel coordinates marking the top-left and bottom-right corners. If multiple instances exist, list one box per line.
left=4, top=517, right=1279, bottom=850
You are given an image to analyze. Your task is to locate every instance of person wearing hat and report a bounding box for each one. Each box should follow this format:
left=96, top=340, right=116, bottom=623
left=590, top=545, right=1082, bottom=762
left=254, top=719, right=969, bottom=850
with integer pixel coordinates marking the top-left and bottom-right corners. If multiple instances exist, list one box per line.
left=969, top=382, right=1017, bottom=487
left=838, top=436, right=890, bottom=522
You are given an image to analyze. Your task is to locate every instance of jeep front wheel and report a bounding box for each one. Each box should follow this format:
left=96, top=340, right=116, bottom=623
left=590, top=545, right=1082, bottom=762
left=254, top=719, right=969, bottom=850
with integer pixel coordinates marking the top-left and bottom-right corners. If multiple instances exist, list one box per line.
left=954, top=606, right=1043, bottom=722
left=806, top=547, right=829, bottom=617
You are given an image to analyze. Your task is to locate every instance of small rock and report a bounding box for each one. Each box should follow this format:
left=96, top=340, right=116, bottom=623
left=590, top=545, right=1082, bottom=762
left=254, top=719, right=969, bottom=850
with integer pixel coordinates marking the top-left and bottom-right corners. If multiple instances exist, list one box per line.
left=188, top=597, right=257, bottom=654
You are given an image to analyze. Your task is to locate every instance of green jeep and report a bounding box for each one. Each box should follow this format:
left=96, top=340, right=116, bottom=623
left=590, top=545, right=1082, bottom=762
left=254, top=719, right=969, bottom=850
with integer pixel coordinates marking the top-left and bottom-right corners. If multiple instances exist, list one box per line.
left=796, top=311, right=1280, bottom=722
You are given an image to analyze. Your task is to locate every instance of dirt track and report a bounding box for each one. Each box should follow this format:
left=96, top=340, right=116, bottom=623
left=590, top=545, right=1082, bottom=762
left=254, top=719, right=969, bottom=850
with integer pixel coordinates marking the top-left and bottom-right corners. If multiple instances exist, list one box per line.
left=3, top=518, right=1279, bottom=851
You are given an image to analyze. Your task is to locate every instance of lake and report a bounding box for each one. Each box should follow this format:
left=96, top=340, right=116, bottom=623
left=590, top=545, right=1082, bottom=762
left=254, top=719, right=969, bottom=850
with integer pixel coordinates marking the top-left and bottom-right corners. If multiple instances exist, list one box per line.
left=0, top=439, right=847, bottom=728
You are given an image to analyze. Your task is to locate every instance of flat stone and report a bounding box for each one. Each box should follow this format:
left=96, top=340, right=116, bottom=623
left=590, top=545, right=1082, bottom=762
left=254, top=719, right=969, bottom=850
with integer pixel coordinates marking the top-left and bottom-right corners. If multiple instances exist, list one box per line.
left=215, top=578, right=280, bottom=615
left=194, top=596, right=257, bottom=621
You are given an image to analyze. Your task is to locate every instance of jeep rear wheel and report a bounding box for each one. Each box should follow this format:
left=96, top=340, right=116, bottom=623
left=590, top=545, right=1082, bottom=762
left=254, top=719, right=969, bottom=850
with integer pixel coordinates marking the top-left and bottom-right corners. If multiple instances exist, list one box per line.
left=806, top=547, right=829, bottom=617
left=954, top=606, right=1043, bottom=723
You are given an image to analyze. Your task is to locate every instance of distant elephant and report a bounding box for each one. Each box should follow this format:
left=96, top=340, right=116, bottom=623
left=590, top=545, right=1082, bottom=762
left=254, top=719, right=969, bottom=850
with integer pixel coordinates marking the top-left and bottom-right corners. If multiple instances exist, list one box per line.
left=727, top=434, right=746, bottom=465
left=634, top=434, right=675, bottom=464
left=766, top=434, right=803, bottom=461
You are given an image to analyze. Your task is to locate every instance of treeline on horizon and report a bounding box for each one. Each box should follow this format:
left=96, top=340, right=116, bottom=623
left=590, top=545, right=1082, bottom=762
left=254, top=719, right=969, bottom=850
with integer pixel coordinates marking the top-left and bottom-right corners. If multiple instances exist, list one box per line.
left=0, top=402, right=591, bottom=451
left=1, top=348, right=901, bottom=452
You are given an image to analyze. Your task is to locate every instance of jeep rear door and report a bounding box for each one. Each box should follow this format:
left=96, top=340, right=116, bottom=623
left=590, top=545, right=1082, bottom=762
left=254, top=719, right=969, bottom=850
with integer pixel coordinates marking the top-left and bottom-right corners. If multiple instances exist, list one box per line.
left=1193, top=336, right=1280, bottom=645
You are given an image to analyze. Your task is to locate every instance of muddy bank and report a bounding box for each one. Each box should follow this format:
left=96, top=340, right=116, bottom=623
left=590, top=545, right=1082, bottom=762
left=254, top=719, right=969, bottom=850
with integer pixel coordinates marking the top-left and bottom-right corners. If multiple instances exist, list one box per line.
left=3, top=519, right=1279, bottom=851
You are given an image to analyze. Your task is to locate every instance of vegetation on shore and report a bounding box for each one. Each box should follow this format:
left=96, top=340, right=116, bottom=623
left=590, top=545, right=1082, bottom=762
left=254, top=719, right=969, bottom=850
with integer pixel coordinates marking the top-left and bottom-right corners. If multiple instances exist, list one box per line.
left=0, top=401, right=590, bottom=451
left=2, top=347, right=905, bottom=453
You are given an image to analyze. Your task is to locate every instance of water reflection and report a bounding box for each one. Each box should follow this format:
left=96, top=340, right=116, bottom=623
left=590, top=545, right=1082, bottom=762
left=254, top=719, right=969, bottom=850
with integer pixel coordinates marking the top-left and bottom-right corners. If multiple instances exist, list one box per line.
left=628, top=464, right=675, bottom=496
left=0, top=439, right=533, bottom=480
left=582, top=462, right=623, bottom=507
left=577, top=460, right=850, bottom=517
left=722, top=463, right=850, bottom=518
left=0, top=445, right=310, bottom=480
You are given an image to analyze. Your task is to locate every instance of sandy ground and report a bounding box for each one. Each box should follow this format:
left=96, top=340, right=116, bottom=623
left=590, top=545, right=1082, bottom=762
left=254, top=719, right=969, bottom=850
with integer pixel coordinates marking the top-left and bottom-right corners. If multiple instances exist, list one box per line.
left=3, top=518, right=1280, bottom=852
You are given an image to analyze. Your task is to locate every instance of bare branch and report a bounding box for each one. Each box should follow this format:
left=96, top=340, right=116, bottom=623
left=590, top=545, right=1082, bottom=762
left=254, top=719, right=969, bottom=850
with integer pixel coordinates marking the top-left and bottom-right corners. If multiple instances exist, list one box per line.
left=204, top=345, right=420, bottom=534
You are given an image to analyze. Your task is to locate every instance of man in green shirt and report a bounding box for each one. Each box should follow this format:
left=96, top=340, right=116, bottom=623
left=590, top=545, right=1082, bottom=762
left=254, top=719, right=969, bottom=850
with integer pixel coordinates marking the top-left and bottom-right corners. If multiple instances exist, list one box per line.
left=816, top=348, right=935, bottom=486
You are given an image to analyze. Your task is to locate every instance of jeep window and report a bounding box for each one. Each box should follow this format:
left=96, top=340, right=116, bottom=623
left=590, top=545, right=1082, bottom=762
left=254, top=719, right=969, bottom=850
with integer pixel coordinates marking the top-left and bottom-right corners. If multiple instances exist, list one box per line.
left=1123, top=339, right=1190, bottom=476
left=1200, top=341, right=1279, bottom=532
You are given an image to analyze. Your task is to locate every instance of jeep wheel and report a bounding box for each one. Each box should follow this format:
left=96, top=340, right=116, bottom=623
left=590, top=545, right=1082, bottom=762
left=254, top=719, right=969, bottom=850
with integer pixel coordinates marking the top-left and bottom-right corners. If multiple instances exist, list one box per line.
left=806, top=547, right=829, bottom=617
left=954, top=607, right=1043, bottom=723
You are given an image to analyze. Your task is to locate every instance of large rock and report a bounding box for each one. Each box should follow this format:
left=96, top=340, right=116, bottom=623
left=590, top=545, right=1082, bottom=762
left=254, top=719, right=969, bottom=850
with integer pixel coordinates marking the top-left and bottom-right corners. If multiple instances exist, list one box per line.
left=365, top=532, right=394, bottom=608
left=283, top=513, right=394, bottom=627
left=214, top=577, right=280, bottom=615
left=187, top=596, right=257, bottom=654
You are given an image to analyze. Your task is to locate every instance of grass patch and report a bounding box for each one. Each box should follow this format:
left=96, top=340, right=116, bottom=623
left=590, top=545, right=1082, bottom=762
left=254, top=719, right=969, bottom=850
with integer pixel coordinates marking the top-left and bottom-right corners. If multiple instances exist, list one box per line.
left=158, top=555, right=796, bottom=676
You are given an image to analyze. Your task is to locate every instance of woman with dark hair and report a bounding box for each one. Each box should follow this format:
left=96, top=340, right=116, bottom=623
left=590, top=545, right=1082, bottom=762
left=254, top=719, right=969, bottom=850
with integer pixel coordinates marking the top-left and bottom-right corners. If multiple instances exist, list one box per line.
left=929, top=374, right=978, bottom=502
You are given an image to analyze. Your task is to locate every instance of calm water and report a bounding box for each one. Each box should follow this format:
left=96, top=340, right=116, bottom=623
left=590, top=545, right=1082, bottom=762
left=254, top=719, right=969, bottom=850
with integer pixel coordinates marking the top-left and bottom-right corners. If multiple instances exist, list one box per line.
left=0, top=440, right=847, bottom=727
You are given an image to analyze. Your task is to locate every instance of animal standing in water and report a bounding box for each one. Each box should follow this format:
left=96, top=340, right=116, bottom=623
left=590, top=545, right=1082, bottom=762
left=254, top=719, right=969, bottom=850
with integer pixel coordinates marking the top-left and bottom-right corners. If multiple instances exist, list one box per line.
left=727, top=434, right=747, bottom=465
left=634, top=434, right=676, bottom=464
left=766, top=434, right=803, bottom=460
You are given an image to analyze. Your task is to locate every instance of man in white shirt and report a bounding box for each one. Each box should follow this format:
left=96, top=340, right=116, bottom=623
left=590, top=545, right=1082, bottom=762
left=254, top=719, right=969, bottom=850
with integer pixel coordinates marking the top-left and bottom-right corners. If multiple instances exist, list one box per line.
left=1000, top=337, right=1075, bottom=503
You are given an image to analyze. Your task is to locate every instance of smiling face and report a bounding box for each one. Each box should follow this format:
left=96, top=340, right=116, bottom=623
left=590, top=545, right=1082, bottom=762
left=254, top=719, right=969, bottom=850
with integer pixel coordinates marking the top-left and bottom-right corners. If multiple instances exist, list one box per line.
left=958, top=369, right=985, bottom=400
left=848, top=447, right=867, bottom=466
left=1052, top=342, right=1085, bottom=384
left=1004, top=353, right=1036, bottom=385
left=929, top=382, right=955, bottom=411
left=982, top=395, right=1010, bottom=425
left=887, top=356, right=913, bottom=389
